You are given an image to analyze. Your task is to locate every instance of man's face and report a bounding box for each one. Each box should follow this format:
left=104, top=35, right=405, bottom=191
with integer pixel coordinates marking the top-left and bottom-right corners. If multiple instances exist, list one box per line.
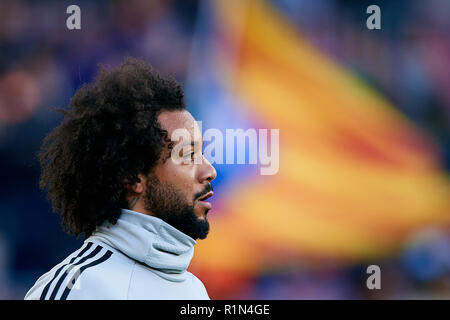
left=141, top=110, right=217, bottom=240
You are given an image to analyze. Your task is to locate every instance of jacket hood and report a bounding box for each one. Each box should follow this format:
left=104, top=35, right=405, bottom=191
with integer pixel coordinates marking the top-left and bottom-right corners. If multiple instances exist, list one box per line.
left=89, top=209, right=197, bottom=282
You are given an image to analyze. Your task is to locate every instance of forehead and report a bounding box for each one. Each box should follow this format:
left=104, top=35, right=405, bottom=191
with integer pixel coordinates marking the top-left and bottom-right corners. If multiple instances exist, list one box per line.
left=157, top=110, right=201, bottom=141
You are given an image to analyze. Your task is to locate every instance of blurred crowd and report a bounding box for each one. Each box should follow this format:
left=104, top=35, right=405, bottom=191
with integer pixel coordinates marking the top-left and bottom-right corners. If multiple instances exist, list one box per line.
left=276, top=0, right=449, bottom=165
left=0, top=0, right=448, bottom=299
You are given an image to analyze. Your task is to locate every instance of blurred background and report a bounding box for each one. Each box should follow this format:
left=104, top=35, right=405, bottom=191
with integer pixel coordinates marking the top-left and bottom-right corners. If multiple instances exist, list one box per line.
left=0, top=0, right=449, bottom=299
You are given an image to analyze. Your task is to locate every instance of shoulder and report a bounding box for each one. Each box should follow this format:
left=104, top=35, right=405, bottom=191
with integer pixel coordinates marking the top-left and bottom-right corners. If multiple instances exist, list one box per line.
left=186, top=271, right=210, bottom=299
left=25, top=241, right=135, bottom=300
left=65, top=246, right=135, bottom=300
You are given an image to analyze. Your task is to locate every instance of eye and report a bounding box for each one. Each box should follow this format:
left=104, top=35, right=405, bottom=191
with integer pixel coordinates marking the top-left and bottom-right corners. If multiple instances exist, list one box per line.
left=189, top=150, right=204, bottom=163
left=182, top=151, right=194, bottom=161
left=182, top=147, right=203, bottom=164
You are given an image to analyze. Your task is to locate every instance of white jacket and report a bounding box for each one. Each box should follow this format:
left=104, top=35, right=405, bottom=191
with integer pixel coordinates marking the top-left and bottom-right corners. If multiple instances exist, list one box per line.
left=24, top=209, right=210, bottom=300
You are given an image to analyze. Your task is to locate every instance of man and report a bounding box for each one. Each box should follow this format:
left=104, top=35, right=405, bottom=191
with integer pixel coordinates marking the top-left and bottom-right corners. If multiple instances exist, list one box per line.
left=25, top=58, right=217, bottom=300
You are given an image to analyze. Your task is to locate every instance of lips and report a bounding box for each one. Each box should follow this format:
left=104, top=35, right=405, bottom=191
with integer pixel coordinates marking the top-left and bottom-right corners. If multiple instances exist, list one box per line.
left=197, top=191, right=214, bottom=210
left=197, top=191, right=213, bottom=202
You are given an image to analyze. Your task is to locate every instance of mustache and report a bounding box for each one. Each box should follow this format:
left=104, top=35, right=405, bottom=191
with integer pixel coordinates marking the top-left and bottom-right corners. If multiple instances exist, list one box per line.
left=194, top=183, right=214, bottom=200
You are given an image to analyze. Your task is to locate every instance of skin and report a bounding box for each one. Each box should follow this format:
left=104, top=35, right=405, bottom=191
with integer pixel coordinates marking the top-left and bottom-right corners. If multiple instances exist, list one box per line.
left=125, top=110, right=217, bottom=222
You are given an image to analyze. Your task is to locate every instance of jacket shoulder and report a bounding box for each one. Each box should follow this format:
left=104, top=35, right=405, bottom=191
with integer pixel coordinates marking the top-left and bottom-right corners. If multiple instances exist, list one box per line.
left=187, top=271, right=210, bottom=299
left=25, top=241, right=135, bottom=300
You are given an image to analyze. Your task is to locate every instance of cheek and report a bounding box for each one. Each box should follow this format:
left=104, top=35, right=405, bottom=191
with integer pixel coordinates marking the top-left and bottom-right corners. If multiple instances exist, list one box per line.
left=169, top=162, right=195, bottom=182
left=157, top=162, right=196, bottom=199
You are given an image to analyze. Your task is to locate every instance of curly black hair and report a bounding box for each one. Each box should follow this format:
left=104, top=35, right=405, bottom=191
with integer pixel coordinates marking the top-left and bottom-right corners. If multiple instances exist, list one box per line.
left=38, top=58, right=186, bottom=238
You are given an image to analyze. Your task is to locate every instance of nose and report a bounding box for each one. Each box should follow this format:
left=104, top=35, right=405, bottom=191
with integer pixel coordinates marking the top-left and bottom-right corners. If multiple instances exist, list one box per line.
left=198, top=154, right=217, bottom=183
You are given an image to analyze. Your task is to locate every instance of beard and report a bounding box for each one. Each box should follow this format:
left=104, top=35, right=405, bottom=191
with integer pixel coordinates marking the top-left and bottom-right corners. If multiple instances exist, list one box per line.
left=142, top=174, right=210, bottom=240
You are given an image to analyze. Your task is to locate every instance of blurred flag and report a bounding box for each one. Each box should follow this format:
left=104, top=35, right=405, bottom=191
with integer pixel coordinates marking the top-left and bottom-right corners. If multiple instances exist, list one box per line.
left=186, top=0, right=450, bottom=298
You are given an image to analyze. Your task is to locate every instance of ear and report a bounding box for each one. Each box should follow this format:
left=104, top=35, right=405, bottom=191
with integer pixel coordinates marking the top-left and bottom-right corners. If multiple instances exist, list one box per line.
left=123, top=174, right=146, bottom=196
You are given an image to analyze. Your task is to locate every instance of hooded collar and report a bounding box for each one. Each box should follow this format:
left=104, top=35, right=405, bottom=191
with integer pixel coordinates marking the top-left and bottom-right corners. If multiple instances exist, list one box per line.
left=89, top=209, right=197, bottom=282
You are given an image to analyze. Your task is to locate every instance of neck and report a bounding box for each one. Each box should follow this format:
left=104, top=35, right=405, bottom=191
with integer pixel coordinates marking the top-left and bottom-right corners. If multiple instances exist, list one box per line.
left=128, top=199, right=156, bottom=218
